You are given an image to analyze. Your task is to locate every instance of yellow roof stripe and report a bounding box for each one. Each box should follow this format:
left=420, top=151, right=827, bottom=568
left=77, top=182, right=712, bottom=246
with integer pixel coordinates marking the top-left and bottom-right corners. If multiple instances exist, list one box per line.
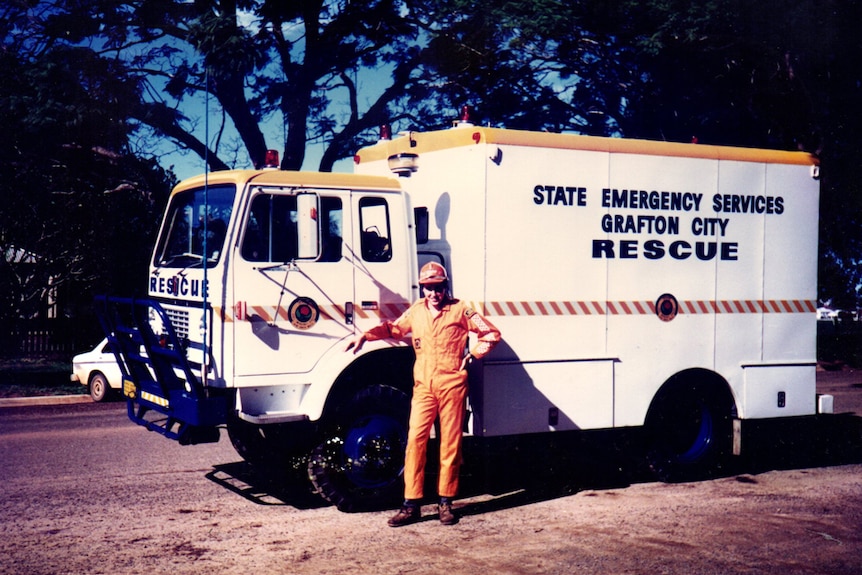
left=174, top=169, right=401, bottom=195
left=356, top=126, right=818, bottom=167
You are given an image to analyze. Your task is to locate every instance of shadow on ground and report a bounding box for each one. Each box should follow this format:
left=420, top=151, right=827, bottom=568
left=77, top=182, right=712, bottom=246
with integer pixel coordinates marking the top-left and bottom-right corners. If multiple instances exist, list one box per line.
left=206, top=459, right=327, bottom=509
left=206, top=413, right=862, bottom=515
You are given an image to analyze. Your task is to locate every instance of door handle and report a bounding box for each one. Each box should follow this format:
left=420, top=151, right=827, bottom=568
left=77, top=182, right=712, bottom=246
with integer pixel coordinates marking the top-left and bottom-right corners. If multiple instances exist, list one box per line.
left=345, top=301, right=354, bottom=325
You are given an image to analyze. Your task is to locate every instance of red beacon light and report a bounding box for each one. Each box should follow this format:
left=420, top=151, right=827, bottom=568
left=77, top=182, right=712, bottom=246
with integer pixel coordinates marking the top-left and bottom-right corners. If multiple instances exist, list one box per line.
left=355, top=124, right=393, bottom=165
left=263, top=149, right=279, bottom=169
left=453, top=104, right=474, bottom=128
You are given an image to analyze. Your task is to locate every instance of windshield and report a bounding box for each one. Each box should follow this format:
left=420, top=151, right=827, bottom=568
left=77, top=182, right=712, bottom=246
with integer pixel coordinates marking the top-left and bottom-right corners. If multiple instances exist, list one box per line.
left=154, top=184, right=235, bottom=268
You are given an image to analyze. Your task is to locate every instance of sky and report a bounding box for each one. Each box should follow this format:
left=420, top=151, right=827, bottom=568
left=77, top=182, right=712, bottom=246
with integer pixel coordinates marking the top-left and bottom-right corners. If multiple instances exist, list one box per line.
left=156, top=134, right=353, bottom=182
left=147, top=82, right=355, bottom=182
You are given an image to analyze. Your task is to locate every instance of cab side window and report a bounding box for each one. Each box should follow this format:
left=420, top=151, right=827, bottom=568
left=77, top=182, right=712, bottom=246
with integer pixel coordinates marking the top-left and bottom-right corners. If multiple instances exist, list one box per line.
left=242, top=194, right=343, bottom=262
left=359, top=197, right=392, bottom=262
left=319, top=197, right=343, bottom=262
left=241, top=194, right=296, bottom=262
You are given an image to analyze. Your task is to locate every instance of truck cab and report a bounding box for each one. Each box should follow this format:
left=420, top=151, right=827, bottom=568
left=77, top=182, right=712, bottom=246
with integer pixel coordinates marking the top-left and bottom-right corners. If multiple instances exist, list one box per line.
left=98, top=168, right=422, bottom=506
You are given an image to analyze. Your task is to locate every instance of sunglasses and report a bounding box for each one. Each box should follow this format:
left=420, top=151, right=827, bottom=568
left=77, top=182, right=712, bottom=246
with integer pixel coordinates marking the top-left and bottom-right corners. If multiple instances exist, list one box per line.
left=423, top=283, right=447, bottom=292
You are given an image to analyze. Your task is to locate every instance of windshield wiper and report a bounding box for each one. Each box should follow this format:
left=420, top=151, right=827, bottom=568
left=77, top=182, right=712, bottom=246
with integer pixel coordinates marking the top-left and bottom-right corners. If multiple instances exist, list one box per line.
left=255, top=260, right=298, bottom=272
left=160, top=253, right=204, bottom=267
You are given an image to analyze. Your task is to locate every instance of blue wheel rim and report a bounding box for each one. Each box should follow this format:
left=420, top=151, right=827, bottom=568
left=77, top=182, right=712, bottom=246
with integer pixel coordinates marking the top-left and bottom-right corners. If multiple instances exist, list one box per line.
left=343, top=414, right=406, bottom=488
left=677, top=403, right=714, bottom=463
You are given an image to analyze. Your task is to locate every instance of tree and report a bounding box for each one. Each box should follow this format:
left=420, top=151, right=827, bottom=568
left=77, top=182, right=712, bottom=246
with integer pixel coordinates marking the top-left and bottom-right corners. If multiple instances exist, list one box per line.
left=406, top=0, right=643, bottom=134
left=0, top=37, right=173, bottom=347
left=615, top=0, right=862, bottom=305
left=11, top=0, right=617, bottom=173
left=6, top=0, right=445, bottom=173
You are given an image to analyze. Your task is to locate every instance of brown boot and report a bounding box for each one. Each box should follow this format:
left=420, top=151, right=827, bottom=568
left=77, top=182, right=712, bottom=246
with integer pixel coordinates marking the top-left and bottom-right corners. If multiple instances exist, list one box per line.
left=388, top=505, right=421, bottom=527
left=438, top=502, right=457, bottom=525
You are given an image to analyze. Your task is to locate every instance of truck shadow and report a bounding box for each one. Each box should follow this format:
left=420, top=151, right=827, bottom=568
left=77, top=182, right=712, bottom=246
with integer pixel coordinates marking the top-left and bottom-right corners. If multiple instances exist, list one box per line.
left=204, top=413, right=862, bottom=513
left=738, top=413, right=862, bottom=475
left=453, top=412, right=862, bottom=517
left=205, top=460, right=327, bottom=509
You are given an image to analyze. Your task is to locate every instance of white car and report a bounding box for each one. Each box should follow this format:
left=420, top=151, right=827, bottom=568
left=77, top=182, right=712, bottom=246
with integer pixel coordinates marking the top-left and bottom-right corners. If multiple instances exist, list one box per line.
left=70, top=338, right=123, bottom=402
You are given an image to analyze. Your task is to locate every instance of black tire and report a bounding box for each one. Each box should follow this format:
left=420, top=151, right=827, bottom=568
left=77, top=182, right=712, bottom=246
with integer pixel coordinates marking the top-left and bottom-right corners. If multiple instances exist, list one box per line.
left=89, top=373, right=110, bottom=402
left=308, top=384, right=410, bottom=512
left=226, top=413, right=273, bottom=465
left=226, top=412, right=317, bottom=481
left=645, top=375, right=736, bottom=482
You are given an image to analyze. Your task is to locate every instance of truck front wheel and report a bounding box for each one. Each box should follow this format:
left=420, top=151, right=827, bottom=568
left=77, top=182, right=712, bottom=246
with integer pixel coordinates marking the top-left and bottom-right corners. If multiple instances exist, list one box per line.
left=308, top=384, right=410, bottom=512
left=226, top=411, right=278, bottom=465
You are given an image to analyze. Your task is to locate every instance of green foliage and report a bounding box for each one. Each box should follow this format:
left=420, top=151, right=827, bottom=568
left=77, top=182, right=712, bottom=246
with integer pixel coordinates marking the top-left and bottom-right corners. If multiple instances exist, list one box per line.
left=0, top=42, right=174, bottom=334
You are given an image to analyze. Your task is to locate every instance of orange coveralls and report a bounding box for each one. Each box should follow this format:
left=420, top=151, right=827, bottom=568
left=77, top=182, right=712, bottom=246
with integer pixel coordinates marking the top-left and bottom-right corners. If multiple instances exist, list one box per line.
left=364, top=298, right=501, bottom=499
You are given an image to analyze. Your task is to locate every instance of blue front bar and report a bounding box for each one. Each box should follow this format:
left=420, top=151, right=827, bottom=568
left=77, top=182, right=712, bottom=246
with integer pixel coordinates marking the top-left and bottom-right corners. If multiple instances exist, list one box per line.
left=94, top=295, right=225, bottom=444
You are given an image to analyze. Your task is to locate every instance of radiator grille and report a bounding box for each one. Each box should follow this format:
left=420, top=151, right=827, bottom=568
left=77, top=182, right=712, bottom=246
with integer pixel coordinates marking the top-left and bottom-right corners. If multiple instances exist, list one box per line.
left=165, top=307, right=190, bottom=340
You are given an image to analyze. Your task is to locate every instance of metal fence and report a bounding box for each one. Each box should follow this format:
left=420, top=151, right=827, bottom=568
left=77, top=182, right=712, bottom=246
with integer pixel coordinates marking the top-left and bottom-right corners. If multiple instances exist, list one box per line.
left=1, top=318, right=104, bottom=359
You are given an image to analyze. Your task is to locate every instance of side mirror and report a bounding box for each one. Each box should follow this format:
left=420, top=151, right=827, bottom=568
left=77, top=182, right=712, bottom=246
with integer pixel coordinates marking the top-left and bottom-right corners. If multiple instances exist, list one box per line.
left=414, top=207, right=429, bottom=245
left=297, top=193, right=320, bottom=259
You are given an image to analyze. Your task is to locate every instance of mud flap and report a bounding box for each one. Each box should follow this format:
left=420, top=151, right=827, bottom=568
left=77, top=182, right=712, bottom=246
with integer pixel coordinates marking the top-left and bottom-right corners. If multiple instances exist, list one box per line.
left=733, top=418, right=742, bottom=456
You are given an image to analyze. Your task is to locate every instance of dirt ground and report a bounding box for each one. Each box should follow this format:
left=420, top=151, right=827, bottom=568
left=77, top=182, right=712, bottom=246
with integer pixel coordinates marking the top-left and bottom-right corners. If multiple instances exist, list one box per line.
left=1, top=369, right=860, bottom=574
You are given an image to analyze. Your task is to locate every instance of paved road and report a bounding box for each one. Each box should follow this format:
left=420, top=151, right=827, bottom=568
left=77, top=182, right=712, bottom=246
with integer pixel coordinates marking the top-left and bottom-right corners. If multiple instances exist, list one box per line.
left=1, top=376, right=861, bottom=575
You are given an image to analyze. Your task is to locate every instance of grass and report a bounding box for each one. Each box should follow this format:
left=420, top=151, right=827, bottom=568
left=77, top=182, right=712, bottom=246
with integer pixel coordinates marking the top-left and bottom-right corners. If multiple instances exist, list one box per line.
left=0, top=357, right=86, bottom=398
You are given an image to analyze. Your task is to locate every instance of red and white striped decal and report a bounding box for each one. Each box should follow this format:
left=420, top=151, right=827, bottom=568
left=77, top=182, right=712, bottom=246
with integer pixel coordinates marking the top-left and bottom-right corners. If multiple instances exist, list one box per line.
left=466, top=299, right=816, bottom=317
left=215, top=302, right=410, bottom=323
left=215, top=299, right=815, bottom=322
left=352, top=302, right=411, bottom=321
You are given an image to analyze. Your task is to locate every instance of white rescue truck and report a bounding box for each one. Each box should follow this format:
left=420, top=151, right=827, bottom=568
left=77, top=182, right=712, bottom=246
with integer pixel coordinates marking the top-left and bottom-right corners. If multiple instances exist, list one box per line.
left=97, top=117, right=831, bottom=511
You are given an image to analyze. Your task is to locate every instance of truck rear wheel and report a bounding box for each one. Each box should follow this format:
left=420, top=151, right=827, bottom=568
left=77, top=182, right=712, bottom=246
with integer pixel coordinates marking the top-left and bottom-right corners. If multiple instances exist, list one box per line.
left=308, top=384, right=410, bottom=512
left=645, top=373, right=736, bottom=482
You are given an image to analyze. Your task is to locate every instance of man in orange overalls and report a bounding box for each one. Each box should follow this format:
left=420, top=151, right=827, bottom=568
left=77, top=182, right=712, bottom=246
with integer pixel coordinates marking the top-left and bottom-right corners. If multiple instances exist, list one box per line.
left=346, top=262, right=501, bottom=526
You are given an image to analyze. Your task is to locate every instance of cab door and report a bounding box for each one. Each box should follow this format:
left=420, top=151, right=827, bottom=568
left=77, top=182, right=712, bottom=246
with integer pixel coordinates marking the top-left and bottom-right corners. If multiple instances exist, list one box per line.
left=231, top=187, right=355, bottom=377
left=350, top=192, right=416, bottom=336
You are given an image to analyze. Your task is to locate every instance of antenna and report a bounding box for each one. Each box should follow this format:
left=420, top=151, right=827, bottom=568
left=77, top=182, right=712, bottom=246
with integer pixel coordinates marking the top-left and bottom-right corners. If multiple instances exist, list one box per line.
left=201, top=65, right=210, bottom=385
